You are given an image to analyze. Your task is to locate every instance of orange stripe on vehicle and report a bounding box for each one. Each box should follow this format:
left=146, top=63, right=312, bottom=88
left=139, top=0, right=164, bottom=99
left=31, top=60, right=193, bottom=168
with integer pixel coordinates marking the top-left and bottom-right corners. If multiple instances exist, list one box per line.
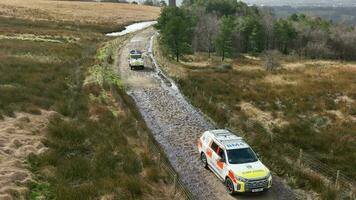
left=207, top=149, right=212, bottom=158
left=217, top=160, right=224, bottom=169
left=197, top=139, right=202, bottom=148
left=228, top=170, right=237, bottom=183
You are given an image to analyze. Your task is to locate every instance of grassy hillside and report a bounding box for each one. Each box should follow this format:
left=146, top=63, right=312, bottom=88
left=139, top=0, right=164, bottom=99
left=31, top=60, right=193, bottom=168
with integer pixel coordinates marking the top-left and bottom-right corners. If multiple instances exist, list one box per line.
left=0, top=0, right=160, bottom=26
left=155, top=44, right=356, bottom=198
left=0, top=2, right=172, bottom=199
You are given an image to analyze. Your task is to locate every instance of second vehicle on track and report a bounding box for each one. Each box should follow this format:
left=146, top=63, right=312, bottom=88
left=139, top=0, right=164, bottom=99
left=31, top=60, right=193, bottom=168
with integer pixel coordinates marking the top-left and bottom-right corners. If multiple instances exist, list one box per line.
left=129, top=49, right=144, bottom=70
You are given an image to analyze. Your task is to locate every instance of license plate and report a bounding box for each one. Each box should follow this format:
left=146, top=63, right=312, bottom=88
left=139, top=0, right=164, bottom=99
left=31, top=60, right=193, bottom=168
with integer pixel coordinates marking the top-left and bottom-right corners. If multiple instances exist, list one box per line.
left=252, top=188, right=264, bottom=193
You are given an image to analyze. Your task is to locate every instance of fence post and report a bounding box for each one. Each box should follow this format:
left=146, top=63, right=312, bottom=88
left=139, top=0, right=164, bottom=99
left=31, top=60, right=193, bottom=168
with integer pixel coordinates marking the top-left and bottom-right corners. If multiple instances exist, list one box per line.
left=209, top=96, right=212, bottom=104
left=335, top=170, right=340, bottom=189
left=298, top=149, right=303, bottom=166
left=173, top=174, right=177, bottom=194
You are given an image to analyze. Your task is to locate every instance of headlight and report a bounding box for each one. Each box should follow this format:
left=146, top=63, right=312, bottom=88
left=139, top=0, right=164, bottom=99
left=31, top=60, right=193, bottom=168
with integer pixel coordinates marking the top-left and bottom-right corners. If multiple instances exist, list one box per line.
left=235, top=175, right=248, bottom=182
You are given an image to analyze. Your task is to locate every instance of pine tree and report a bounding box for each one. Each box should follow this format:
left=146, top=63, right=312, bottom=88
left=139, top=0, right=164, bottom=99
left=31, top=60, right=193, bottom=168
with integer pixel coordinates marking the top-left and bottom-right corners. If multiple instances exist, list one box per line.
left=155, top=7, right=195, bottom=62
left=215, top=16, right=236, bottom=61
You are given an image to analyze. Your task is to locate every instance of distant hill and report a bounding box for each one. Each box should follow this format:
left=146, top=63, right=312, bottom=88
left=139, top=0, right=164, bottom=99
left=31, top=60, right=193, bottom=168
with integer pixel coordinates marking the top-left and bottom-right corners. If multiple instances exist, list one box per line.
left=271, top=6, right=356, bottom=25
left=242, top=0, right=356, bottom=7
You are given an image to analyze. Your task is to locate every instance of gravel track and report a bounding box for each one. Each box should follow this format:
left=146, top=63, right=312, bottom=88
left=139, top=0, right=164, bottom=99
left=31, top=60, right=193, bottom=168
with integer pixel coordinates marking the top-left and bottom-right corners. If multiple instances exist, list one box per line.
left=116, top=27, right=295, bottom=200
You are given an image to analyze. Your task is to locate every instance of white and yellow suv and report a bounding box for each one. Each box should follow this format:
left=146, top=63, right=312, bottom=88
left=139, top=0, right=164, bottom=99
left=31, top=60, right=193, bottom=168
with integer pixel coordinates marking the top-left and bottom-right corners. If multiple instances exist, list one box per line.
left=129, top=50, right=144, bottom=70
left=197, top=129, right=272, bottom=194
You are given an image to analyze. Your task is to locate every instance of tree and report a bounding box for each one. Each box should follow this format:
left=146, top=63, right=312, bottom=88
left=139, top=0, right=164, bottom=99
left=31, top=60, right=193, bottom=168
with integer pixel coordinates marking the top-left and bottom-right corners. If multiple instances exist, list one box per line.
left=329, top=26, right=356, bottom=60
left=193, top=13, right=219, bottom=57
left=159, top=0, right=167, bottom=7
left=264, top=50, right=281, bottom=71
left=155, top=7, right=195, bottom=62
left=238, top=16, right=265, bottom=53
left=273, top=19, right=298, bottom=54
left=248, top=21, right=265, bottom=53
left=143, top=0, right=153, bottom=6
left=289, top=13, right=299, bottom=21
left=260, top=8, right=274, bottom=50
left=205, top=0, right=237, bottom=16
left=215, top=16, right=236, bottom=61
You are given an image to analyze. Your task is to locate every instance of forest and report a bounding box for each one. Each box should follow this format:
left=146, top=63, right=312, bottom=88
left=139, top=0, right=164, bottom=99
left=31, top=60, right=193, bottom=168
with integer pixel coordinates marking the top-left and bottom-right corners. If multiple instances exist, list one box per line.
left=155, top=0, right=356, bottom=61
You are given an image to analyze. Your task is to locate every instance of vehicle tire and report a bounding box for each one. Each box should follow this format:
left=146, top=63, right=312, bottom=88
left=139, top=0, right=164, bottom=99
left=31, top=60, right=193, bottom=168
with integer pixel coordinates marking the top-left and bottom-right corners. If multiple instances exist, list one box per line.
left=130, top=66, right=133, bottom=70
left=141, top=66, right=144, bottom=70
left=200, top=153, right=208, bottom=169
left=225, top=177, right=235, bottom=195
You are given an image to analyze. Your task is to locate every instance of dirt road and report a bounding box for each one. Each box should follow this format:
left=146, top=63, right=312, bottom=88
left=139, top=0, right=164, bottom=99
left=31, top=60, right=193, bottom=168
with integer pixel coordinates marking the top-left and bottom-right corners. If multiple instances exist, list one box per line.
left=116, top=27, right=295, bottom=200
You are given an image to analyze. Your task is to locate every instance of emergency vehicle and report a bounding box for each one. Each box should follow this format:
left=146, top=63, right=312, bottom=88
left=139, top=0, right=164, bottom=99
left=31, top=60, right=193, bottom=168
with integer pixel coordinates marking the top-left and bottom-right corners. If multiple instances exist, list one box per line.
left=129, top=50, right=144, bottom=70
left=197, top=129, right=272, bottom=194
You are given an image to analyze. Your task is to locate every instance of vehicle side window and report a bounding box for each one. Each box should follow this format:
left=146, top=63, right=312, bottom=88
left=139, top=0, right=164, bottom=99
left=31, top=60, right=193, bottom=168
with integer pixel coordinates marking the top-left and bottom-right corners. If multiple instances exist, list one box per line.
left=210, top=142, right=219, bottom=154
left=218, top=149, right=225, bottom=159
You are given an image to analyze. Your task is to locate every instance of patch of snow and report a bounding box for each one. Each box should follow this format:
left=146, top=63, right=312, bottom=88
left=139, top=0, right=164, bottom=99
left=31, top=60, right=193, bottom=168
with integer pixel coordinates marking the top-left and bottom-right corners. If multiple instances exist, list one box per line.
left=106, top=21, right=157, bottom=37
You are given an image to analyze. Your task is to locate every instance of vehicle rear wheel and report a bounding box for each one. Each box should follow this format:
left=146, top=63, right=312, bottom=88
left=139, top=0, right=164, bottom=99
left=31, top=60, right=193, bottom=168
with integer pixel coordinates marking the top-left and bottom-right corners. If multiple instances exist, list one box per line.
left=200, top=153, right=208, bottom=169
left=225, top=177, right=235, bottom=195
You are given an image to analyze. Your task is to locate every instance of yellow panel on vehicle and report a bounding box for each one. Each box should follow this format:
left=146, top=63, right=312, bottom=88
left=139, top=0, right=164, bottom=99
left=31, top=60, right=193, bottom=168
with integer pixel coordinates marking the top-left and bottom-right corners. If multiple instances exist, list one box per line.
left=239, top=170, right=268, bottom=179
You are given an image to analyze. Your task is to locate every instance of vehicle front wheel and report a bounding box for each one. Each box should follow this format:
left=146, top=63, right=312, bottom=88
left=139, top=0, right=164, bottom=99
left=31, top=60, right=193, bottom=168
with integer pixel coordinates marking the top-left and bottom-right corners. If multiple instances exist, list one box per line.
left=200, top=153, right=208, bottom=169
left=225, top=177, right=235, bottom=195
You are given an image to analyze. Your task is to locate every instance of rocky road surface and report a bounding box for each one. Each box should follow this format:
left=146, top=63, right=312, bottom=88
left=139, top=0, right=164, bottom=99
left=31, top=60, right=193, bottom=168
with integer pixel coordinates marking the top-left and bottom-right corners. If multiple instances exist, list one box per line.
left=116, top=27, right=296, bottom=200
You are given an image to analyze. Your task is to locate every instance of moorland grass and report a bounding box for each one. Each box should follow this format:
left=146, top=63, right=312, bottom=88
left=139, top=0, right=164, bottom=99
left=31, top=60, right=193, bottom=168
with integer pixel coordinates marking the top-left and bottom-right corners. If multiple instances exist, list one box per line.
left=0, top=16, right=170, bottom=199
left=160, top=52, right=356, bottom=197
left=179, top=68, right=356, bottom=176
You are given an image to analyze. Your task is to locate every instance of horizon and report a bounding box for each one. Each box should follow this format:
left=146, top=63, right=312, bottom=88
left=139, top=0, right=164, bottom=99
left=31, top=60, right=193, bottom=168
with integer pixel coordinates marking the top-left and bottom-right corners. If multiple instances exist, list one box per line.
left=167, top=0, right=356, bottom=7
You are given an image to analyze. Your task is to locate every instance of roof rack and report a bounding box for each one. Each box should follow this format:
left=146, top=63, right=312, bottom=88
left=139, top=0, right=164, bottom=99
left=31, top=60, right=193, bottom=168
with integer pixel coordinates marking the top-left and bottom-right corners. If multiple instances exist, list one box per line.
left=210, top=129, right=242, bottom=143
left=224, top=127, right=240, bottom=137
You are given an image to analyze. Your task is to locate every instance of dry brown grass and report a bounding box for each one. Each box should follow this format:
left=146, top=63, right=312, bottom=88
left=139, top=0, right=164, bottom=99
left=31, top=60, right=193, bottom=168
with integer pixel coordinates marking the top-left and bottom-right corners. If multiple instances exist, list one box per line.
left=0, top=2, right=160, bottom=198
left=0, top=0, right=160, bottom=25
left=0, top=110, right=56, bottom=199
left=156, top=49, right=356, bottom=185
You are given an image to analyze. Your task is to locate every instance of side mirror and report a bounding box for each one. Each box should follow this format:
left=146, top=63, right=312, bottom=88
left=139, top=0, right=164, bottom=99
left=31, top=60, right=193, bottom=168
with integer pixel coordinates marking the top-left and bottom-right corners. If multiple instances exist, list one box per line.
left=256, top=153, right=261, bottom=159
left=220, top=157, right=226, bottom=163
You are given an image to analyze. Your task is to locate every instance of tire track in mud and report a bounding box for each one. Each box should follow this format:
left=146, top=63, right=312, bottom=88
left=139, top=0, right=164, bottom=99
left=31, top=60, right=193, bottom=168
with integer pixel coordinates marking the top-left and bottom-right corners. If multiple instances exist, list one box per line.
left=116, top=27, right=295, bottom=200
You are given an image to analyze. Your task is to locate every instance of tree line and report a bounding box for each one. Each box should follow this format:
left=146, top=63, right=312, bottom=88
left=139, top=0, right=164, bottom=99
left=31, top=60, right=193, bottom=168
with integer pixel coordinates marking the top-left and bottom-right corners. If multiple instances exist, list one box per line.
left=155, top=0, right=356, bottom=61
left=101, top=0, right=166, bottom=7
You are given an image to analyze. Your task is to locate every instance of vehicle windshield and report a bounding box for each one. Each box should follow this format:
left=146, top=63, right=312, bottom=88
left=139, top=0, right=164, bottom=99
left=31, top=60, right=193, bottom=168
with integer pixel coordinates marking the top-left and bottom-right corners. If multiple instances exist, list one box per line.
left=131, top=54, right=142, bottom=59
left=226, top=148, right=258, bottom=164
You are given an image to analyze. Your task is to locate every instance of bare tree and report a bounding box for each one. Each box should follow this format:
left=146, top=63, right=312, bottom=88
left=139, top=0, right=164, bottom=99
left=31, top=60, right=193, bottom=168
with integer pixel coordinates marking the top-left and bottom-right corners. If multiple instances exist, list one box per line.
left=303, top=29, right=334, bottom=59
left=260, top=8, right=274, bottom=50
left=264, top=50, right=282, bottom=71
left=330, top=26, right=356, bottom=60
left=193, top=13, right=219, bottom=57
